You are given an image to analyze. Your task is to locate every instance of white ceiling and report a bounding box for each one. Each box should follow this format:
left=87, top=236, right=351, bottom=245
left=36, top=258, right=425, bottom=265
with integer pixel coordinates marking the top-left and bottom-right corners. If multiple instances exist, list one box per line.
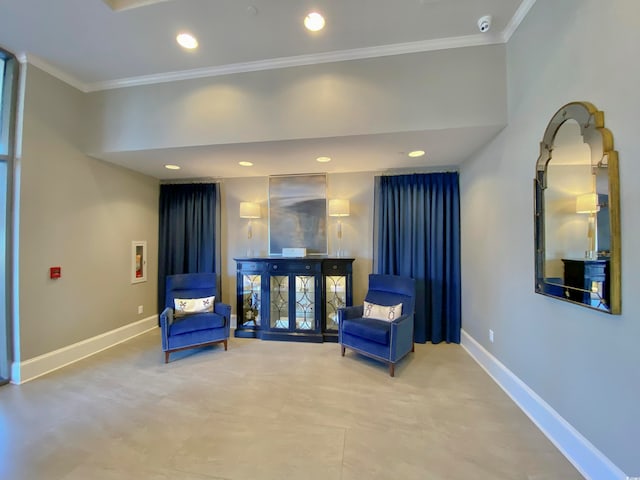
left=0, top=0, right=533, bottom=179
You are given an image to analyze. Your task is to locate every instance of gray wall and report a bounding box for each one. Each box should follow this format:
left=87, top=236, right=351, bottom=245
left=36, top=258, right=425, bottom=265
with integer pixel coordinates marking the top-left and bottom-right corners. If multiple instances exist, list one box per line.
left=460, top=0, right=639, bottom=474
left=18, top=65, right=159, bottom=360
left=86, top=46, right=507, bottom=155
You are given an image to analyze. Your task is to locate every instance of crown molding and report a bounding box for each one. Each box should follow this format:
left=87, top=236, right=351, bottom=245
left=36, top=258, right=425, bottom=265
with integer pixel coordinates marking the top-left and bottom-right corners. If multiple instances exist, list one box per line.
left=102, top=0, right=170, bottom=11
left=86, top=33, right=504, bottom=92
left=502, top=0, right=538, bottom=42
left=23, top=53, right=89, bottom=92
left=21, top=2, right=535, bottom=94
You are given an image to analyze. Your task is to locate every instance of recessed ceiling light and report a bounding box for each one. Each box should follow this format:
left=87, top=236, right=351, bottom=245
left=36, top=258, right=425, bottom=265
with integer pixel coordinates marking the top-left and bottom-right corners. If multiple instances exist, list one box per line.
left=176, top=32, right=198, bottom=49
left=164, top=164, right=181, bottom=170
left=316, top=156, right=331, bottom=163
left=304, top=12, right=325, bottom=32
left=408, top=150, right=425, bottom=158
left=239, top=161, right=254, bottom=167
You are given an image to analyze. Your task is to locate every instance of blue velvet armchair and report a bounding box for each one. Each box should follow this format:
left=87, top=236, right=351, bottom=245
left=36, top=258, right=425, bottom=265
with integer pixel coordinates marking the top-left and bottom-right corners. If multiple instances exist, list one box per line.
left=160, top=273, right=231, bottom=363
left=338, top=274, right=416, bottom=376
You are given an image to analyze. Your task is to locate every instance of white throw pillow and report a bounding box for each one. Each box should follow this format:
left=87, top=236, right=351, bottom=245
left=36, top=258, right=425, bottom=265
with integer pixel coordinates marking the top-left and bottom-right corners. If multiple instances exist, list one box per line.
left=174, top=296, right=215, bottom=317
left=362, top=301, right=403, bottom=322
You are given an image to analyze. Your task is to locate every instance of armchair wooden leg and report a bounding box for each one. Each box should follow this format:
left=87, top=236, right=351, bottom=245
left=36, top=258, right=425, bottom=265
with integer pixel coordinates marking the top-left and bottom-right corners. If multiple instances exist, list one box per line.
left=164, top=351, right=170, bottom=364
left=389, top=363, right=395, bottom=377
left=224, top=339, right=228, bottom=351
left=341, top=345, right=346, bottom=356
left=412, top=342, right=415, bottom=352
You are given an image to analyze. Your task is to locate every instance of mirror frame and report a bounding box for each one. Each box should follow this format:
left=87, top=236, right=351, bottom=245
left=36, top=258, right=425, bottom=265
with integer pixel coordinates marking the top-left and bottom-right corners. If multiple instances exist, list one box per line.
left=534, top=101, right=621, bottom=314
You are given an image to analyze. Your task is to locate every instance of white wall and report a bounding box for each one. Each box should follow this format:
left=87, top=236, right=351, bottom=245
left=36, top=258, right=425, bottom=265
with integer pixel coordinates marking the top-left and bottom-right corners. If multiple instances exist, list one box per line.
left=460, top=0, right=640, bottom=475
left=86, top=46, right=506, bottom=155
left=18, top=65, right=159, bottom=360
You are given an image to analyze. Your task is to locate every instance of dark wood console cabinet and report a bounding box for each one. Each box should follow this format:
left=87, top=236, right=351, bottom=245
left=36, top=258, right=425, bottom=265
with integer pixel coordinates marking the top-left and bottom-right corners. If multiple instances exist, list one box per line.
left=562, top=258, right=609, bottom=309
left=234, top=257, right=354, bottom=343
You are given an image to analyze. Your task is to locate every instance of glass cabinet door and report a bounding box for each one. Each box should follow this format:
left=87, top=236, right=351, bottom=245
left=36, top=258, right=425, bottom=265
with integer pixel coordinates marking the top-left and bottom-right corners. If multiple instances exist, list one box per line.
left=325, top=275, right=346, bottom=331
left=295, top=275, right=315, bottom=330
left=237, top=258, right=352, bottom=341
left=270, top=276, right=289, bottom=329
left=241, top=274, right=261, bottom=328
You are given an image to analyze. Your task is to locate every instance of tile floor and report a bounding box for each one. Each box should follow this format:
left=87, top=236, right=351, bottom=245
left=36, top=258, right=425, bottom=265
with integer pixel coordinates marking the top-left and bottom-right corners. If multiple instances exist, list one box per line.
left=0, top=329, right=583, bottom=479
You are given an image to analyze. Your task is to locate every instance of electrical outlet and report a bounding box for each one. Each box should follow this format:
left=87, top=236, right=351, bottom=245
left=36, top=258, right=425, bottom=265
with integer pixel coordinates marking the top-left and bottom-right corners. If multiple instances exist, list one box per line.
left=138, top=305, right=143, bottom=314
left=489, top=329, right=494, bottom=343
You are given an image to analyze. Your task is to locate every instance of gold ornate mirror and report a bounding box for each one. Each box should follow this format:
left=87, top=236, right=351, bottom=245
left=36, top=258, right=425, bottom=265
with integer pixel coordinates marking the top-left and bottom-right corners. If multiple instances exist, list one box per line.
left=534, top=102, right=621, bottom=313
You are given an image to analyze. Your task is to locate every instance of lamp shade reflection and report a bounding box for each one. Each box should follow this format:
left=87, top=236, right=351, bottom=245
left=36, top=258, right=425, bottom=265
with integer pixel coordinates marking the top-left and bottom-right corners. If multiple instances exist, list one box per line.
left=329, top=199, right=349, bottom=256
left=575, top=193, right=600, bottom=214
left=240, top=202, right=261, bottom=256
left=575, top=193, right=599, bottom=259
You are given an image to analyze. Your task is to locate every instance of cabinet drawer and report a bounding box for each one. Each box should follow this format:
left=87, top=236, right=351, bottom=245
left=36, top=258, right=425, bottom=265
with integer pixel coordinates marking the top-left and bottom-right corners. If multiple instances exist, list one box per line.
left=322, top=261, right=350, bottom=275
left=584, top=263, right=606, bottom=279
left=269, top=261, right=321, bottom=274
left=237, top=261, right=266, bottom=272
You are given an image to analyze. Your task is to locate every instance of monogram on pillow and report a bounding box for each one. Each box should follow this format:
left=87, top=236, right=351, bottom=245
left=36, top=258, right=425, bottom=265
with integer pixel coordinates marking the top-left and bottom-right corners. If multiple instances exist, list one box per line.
left=362, top=301, right=402, bottom=321
left=174, top=296, right=215, bottom=317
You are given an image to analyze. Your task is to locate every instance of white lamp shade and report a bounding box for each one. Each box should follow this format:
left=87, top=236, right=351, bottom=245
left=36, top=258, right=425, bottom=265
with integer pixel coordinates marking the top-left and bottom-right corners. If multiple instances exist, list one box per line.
left=329, top=199, right=350, bottom=217
left=240, top=202, right=261, bottom=218
left=576, top=193, right=600, bottom=214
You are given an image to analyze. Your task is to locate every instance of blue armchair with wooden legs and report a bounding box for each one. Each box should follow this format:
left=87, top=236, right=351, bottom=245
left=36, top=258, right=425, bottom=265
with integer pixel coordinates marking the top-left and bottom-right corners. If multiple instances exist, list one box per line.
left=338, top=274, right=416, bottom=376
left=160, top=273, right=231, bottom=363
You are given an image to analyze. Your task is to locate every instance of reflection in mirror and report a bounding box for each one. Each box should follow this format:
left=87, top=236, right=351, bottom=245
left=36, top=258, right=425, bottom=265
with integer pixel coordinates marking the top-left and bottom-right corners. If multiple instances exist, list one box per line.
left=534, top=102, right=620, bottom=313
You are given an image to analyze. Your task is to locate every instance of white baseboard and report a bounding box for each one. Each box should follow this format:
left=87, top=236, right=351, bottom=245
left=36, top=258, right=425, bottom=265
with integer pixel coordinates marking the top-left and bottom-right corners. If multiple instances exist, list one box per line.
left=460, top=329, right=628, bottom=480
left=11, top=315, right=158, bottom=385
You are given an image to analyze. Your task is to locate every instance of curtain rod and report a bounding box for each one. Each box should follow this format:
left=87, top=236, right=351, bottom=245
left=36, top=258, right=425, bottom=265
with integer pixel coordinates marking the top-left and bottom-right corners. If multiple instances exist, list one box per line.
left=160, top=177, right=220, bottom=185
left=377, top=168, right=459, bottom=177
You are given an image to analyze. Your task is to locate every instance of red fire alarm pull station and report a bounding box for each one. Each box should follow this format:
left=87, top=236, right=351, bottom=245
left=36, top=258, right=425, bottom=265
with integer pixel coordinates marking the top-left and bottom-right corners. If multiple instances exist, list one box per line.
left=50, top=267, right=61, bottom=279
